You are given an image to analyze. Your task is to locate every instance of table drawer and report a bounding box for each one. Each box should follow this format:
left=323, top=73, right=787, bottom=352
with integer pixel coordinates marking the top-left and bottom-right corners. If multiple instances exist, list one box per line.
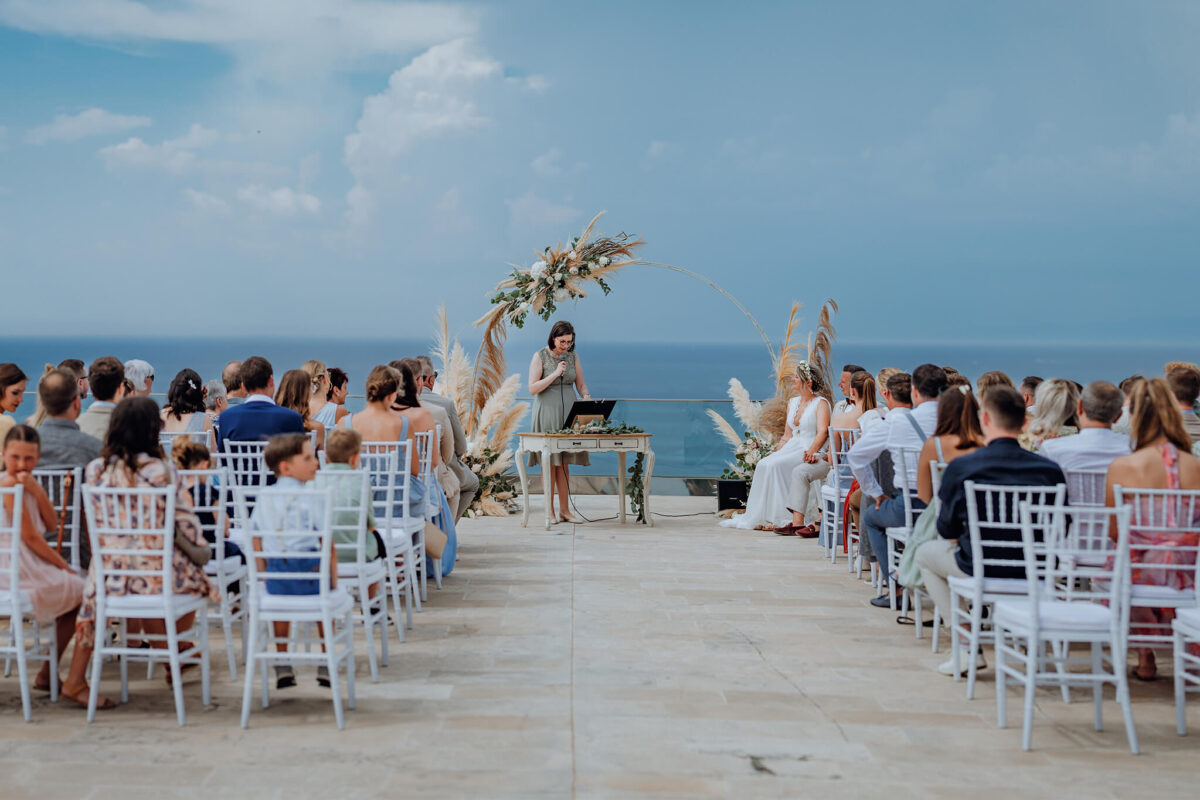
left=555, top=439, right=597, bottom=449
left=599, top=438, right=640, bottom=448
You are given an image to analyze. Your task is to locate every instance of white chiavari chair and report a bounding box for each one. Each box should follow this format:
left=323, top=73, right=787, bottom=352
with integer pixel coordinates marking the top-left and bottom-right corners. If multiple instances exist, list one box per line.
left=32, top=467, right=83, bottom=570
left=81, top=483, right=211, bottom=725
left=361, top=442, right=422, bottom=639
left=884, top=446, right=925, bottom=613
left=820, top=427, right=861, bottom=566
left=159, top=429, right=216, bottom=455
left=414, top=429, right=443, bottom=591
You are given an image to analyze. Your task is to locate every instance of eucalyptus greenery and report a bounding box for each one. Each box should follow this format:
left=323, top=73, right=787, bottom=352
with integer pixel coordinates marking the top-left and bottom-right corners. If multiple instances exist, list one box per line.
left=548, top=420, right=648, bottom=523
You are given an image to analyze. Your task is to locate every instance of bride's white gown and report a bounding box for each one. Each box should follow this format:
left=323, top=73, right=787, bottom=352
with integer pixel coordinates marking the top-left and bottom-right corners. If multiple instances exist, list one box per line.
left=722, top=395, right=829, bottom=530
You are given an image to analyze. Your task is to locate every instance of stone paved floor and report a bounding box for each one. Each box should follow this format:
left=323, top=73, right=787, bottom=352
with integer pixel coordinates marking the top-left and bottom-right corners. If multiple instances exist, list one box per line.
left=2, top=495, right=1196, bottom=799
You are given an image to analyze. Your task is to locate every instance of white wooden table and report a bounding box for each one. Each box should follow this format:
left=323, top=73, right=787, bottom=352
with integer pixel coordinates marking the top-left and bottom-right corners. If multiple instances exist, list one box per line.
left=514, top=432, right=655, bottom=530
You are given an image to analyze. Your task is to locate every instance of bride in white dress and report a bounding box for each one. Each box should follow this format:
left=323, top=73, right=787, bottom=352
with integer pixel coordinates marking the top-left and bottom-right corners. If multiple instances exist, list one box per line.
left=722, top=362, right=832, bottom=534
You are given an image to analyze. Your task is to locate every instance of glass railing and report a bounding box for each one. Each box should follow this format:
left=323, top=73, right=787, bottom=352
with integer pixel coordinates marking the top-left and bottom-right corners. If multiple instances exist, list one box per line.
left=12, top=394, right=747, bottom=480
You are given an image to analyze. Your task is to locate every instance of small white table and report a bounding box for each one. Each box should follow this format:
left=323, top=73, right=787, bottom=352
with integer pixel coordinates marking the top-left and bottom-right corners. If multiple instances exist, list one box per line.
left=514, top=432, right=655, bottom=530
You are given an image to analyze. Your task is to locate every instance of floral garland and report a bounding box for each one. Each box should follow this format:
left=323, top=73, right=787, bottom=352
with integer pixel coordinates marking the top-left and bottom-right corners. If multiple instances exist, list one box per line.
left=461, top=446, right=521, bottom=519
left=721, top=433, right=776, bottom=483
left=549, top=420, right=648, bottom=523
left=486, top=212, right=644, bottom=329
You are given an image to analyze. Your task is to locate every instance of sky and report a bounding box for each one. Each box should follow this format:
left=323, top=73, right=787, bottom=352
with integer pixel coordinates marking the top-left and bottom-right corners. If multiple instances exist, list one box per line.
left=1, top=0, right=1198, bottom=348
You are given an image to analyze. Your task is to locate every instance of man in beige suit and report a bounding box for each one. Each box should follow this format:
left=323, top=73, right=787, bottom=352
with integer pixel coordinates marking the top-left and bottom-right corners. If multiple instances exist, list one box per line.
left=77, top=356, right=125, bottom=441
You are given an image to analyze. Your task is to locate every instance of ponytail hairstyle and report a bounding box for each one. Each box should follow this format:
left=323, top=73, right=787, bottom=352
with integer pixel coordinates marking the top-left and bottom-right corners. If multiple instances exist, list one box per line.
left=391, top=361, right=422, bottom=409
left=933, top=385, right=984, bottom=449
left=850, top=371, right=877, bottom=413
left=1129, top=378, right=1192, bottom=452
left=365, top=365, right=399, bottom=404
left=4, top=423, right=40, bottom=449
left=166, top=368, right=205, bottom=420
left=300, top=359, right=328, bottom=398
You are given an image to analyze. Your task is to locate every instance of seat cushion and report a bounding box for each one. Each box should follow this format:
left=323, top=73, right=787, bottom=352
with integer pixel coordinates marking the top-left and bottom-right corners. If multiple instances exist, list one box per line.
left=0, top=589, right=33, bottom=614
left=1174, top=606, right=1200, bottom=635
left=337, top=561, right=387, bottom=582
left=993, top=599, right=1113, bottom=632
left=947, top=575, right=1028, bottom=596
left=102, top=593, right=208, bottom=617
left=885, top=526, right=912, bottom=544
left=258, top=587, right=352, bottom=615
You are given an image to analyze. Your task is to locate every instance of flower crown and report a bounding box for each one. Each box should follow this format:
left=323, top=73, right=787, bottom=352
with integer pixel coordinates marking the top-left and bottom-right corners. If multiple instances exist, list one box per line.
left=795, top=360, right=814, bottom=382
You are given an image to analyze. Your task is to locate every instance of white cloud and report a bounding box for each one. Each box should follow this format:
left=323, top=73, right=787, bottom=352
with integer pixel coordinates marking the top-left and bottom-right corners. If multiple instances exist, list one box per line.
left=531, top=148, right=562, bottom=177
left=0, top=0, right=477, bottom=79
left=343, top=38, right=501, bottom=225
left=505, top=74, right=549, bottom=92
left=27, top=107, right=150, bottom=144
left=237, top=184, right=320, bottom=216
left=505, top=191, right=580, bottom=230
left=182, top=188, right=230, bottom=215
left=99, top=124, right=219, bottom=173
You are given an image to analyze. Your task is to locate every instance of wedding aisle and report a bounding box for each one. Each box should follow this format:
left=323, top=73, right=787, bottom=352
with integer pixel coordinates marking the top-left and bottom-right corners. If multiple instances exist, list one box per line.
left=0, top=496, right=1193, bottom=798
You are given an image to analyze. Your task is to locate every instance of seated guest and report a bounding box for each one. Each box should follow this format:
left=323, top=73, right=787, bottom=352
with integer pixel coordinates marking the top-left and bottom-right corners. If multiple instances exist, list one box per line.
left=203, top=378, right=227, bottom=423
left=78, top=398, right=216, bottom=689
left=847, top=372, right=912, bottom=562
left=1166, top=365, right=1200, bottom=445
left=170, top=436, right=243, bottom=564
left=393, top=359, right=460, bottom=514
left=1038, top=380, right=1131, bottom=471
left=314, top=428, right=384, bottom=572
left=830, top=370, right=874, bottom=434
left=1106, top=378, right=1200, bottom=680
left=222, top=360, right=246, bottom=406
left=160, top=369, right=214, bottom=440
left=33, top=368, right=102, bottom=470
left=216, top=357, right=305, bottom=450
left=77, top=357, right=124, bottom=441
left=848, top=364, right=946, bottom=607
left=415, top=356, right=477, bottom=520
left=0, top=425, right=103, bottom=709
left=58, top=359, right=88, bottom=400
left=249, top=433, right=335, bottom=688
left=1019, top=375, right=1043, bottom=412
left=1023, top=378, right=1079, bottom=450
left=976, top=370, right=1016, bottom=400
left=834, top=363, right=867, bottom=415
left=123, top=360, right=155, bottom=399
left=276, top=368, right=325, bottom=451
left=916, top=386, right=984, bottom=505
left=1113, top=374, right=1145, bottom=435
left=0, top=363, right=30, bottom=448
left=302, top=360, right=339, bottom=432
left=327, top=368, right=350, bottom=424
left=25, top=365, right=54, bottom=427
left=946, top=373, right=972, bottom=390
left=916, top=385, right=1064, bottom=675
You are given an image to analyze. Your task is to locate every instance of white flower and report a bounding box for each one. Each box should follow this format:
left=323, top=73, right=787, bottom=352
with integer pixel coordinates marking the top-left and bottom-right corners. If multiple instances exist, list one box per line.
left=569, top=266, right=579, bottom=275
left=554, top=288, right=570, bottom=302
left=517, top=302, right=530, bottom=313
left=568, top=250, right=578, bottom=260
left=597, top=256, right=609, bottom=266
left=530, top=261, right=547, bottom=278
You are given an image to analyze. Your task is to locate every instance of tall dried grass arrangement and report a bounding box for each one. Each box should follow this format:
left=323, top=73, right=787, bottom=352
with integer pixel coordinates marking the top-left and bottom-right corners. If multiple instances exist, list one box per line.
left=706, top=409, right=742, bottom=448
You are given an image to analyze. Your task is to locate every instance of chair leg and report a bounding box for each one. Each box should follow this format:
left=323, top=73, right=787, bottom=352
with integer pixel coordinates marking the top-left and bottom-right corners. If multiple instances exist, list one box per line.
left=966, top=604, right=984, bottom=700
left=49, top=623, right=60, bottom=702
left=165, top=614, right=186, bottom=726
left=951, top=600, right=963, bottom=682
left=995, top=627, right=1008, bottom=729
left=1114, top=637, right=1140, bottom=754
left=1092, top=642, right=1103, bottom=731
left=87, top=637, right=104, bottom=723
left=1174, top=627, right=1188, bottom=737
left=240, top=617, right=257, bottom=729
left=1053, top=639, right=1071, bottom=705
left=199, top=607, right=211, bottom=708
left=14, top=619, right=31, bottom=722
left=325, top=619, right=345, bottom=730
left=345, top=612, right=357, bottom=710
left=222, top=592, right=238, bottom=680
left=1021, top=644, right=1037, bottom=751
left=362, top=580, right=379, bottom=683
left=914, top=590, right=924, bottom=641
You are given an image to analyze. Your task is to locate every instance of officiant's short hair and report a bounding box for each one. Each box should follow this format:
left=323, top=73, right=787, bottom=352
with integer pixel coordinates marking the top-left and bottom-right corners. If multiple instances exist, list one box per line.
left=547, top=321, right=576, bottom=351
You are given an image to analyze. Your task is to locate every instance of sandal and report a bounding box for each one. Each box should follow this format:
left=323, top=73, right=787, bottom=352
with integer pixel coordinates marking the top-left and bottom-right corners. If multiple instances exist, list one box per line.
left=773, top=524, right=801, bottom=536
left=60, top=681, right=116, bottom=710
left=796, top=523, right=821, bottom=538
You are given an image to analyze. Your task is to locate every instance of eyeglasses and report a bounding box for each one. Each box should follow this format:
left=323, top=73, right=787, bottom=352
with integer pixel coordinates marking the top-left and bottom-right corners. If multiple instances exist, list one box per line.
left=432, top=372, right=439, bottom=380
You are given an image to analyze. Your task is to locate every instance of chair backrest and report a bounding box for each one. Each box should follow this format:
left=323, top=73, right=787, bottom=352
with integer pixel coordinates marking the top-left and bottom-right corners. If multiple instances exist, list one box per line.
left=323, top=469, right=370, bottom=567
left=413, top=430, right=436, bottom=484
left=892, top=447, right=926, bottom=528
left=1065, top=469, right=1108, bottom=507
left=1112, top=486, right=1200, bottom=603
left=828, top=427, right=860, bottom=492
left=964, top=481, right=1067, bottom=580
left=1018, top=502, right=1132, bottom=620
left=234, top=487, right=334, bottom=602
left=929, top=460, right=948, bottom=514
left=360, top=441, right=415, bottom=531
left=81, top=483, right=178, bottom=608
left=216, top=441, right=269, bottom=488
left=0, top=485, right=25, bottom=602
left=32, top=467, right=83, bottom=569
left=160, top=429, right=216, bottom=454
left=177, top=467, right=229, bottom=568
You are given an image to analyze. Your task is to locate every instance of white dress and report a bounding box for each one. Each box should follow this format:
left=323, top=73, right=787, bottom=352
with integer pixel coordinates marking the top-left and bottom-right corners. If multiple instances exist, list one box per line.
left=723, top=395, right=830, bottom=530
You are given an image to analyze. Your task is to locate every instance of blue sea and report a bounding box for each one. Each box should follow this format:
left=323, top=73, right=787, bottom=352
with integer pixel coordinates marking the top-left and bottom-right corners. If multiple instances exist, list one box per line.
left=2, top=337, right=1191, bottom=479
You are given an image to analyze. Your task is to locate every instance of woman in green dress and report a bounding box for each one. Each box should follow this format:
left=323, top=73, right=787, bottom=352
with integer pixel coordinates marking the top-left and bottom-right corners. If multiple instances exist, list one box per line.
left=528, top=320, right=591, bottom=524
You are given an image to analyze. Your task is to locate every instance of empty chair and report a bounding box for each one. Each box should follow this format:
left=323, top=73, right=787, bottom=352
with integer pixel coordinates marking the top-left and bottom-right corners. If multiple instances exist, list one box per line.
left=216, top=441, right=270, bottom=488
left=994, top=503, right=1139, bottom=753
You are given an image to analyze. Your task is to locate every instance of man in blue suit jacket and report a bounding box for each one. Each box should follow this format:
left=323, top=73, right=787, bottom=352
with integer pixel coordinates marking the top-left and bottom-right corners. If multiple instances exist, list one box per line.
left=216, top=356, right=305, bottom=450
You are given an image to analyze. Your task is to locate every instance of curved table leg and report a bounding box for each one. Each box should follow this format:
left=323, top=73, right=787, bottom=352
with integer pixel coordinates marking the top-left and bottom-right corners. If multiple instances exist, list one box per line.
left=542, top=447, right=553, bottom=532
left=643, top=448, right=655, bottom=527
left=617, top=451, right=627, bottom=525
left=515, top=447, right=530, bottom=528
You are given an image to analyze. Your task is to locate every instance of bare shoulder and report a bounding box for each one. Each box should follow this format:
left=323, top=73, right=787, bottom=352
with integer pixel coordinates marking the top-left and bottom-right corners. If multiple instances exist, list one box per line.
left=1178, top=450, right=1200, bottom=490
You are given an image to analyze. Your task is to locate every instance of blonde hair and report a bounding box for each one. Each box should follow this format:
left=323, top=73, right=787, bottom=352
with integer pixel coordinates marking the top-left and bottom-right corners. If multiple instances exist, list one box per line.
left=325, top=428, right=362, bottom=464
left=1028, top=378, right=1079, bottom=439
left=876, top=367, right=901, bottom=391
left=301, top=360, right=328, bottom=397
left=1130, top=378, right=1192, bottom=451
